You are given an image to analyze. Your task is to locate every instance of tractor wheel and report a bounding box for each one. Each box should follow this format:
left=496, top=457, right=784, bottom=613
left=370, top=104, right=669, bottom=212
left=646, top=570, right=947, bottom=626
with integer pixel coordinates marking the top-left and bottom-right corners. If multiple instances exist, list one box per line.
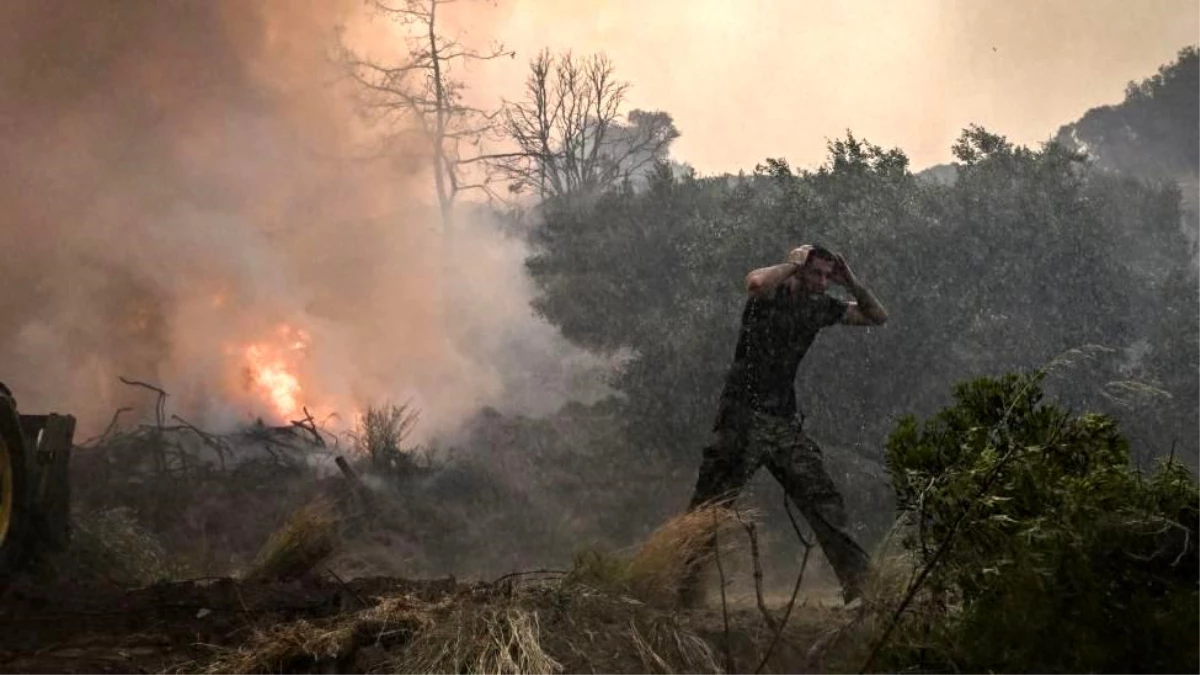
left=0, top=429, right=29, bottom=580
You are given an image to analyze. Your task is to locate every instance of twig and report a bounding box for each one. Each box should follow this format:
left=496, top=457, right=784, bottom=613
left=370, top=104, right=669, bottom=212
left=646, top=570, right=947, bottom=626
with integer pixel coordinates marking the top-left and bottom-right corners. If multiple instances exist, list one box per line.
left=755, top=496, right=814, bottom=673
left=81, top=406, right=133, bottom=446
left=170, top=415, right=231, bottom=473
left=291, top=407, right=326, bottom=447
left=738, top=513, right=778, bottom=632
left=490, top=568, right=568, bottom=585
left=325, top=566, right=370, bottom=609
left=119, top=376, right=170, bottom=475
left=858, top=395, right=1072, bottom=673
left=118, top=376, right=167, bottom=428
left=712, top=508, right=734, bottom=674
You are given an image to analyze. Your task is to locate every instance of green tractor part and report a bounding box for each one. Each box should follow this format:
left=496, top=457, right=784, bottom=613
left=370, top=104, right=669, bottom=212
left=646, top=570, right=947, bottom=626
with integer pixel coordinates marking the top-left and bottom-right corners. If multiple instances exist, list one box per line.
left=0, top=384, right=76, bottom=581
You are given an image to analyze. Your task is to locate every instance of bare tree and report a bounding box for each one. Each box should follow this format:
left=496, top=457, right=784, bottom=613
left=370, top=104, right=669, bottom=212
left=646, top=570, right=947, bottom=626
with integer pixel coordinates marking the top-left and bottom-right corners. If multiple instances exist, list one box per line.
left=342, top=0, right=512, bottom=236
left=494, top=50, right=679, bottom=200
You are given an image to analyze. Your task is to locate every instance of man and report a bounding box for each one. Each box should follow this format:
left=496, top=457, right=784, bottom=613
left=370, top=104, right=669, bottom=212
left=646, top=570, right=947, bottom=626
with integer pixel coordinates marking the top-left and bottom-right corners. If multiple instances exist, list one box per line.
left=684, top=244, right=888, bottom=604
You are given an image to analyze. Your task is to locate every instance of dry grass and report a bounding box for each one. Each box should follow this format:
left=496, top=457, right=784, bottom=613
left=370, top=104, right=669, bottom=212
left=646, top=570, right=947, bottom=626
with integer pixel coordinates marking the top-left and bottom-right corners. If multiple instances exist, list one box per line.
left=203, top=619, right=357, bottom=674
left=564, top=504, right=747, bottom=607
left=201, top=594, right=434, bottom=674
left=243, top=497, right=339, bottom=582
left=801, top=516, right=933, bottom=672
left=191, top=570, right=853, bottom=674
left=55, top=507, right=187, bottom=585
left=626, top=614, right=723, bottom=674
left=390, top=584, right=730, bottom=675
left=194, top=505, right=863, bottom=674
left=393, top=605, right=562, bottom=674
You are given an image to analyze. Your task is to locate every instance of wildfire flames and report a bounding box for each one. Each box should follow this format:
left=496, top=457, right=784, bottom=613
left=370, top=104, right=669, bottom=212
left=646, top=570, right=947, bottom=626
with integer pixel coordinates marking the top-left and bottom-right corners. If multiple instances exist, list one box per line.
left=233, top=324, right=311, bottom=422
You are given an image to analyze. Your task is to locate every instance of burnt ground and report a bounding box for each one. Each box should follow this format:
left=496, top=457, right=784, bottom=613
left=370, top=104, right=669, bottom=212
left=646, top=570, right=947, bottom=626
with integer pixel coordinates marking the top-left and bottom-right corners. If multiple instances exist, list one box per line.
left=0, top=576, right=460, bottom=674
left=0, top=425, right=864, bottom=674
left=0, top=574, right=857, bottom=674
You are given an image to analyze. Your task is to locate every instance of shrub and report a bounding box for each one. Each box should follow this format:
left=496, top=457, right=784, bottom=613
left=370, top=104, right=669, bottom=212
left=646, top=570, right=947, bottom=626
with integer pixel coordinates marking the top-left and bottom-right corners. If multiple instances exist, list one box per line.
left=881, top=372, right=1198, bottom=673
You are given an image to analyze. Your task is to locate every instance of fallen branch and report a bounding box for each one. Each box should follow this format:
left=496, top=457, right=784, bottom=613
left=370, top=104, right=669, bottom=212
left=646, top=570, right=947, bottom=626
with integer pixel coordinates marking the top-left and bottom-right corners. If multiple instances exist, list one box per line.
left=335, top=455, right=377, bottom=515
left=291, top=407, right=326, bottom=447
left=490, top=569, right=568, bottom=586
left=170, top=415, right=232, bottom=473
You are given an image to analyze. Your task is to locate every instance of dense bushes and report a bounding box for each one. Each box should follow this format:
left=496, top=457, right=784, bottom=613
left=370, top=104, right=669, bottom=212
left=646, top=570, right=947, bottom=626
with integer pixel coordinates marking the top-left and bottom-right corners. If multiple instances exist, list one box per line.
left=881, top=371, right=1198, bottom=673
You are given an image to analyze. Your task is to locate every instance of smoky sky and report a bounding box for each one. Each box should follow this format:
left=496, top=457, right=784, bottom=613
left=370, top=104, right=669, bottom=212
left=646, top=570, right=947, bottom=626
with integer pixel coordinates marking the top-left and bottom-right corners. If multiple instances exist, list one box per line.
left=1, top=0, right=1190, bottom=437
left=456, top=0, right=1198, bottom=173
left=0, top=0, right=606, bottom=437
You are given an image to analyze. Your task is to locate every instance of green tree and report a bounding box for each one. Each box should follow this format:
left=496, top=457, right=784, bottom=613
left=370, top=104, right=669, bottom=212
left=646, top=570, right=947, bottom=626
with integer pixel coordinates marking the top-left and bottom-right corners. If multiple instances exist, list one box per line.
left=526, top=125, right=1197, bottom=539
left=882, top=371, right=1198, bottom=673
left=1055, top=45, right=1198, bottom=181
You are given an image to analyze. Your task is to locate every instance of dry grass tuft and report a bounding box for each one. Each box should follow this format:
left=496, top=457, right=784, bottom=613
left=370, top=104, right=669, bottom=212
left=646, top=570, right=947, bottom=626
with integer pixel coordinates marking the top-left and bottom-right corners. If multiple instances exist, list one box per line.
left=563, top=505, right=749, bottom=608
left=394, top=605, right=562, bottom=674
left=203, top=620, right=356, bottom=674
left=563, top=546, right=632, bottom=593
left=243, top=497, right=339, bottom=582
left=628, top=615, right=723, bottom=674
left=201, top=593, right=433, bottom=674
left=626, top=503, right=746, bottom=607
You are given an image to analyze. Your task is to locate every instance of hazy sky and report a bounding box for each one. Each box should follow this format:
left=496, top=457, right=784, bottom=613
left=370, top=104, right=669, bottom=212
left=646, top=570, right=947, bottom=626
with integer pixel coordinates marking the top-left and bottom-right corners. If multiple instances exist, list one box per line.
left=454, top=0, right=1198, bottom=174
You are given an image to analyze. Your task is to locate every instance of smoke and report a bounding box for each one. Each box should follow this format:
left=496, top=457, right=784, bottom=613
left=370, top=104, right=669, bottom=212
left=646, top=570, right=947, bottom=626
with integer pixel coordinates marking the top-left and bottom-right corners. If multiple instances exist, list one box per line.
left=456, top=0, right=1197, bottom=173
left=0, top=0, right=606, bottom=438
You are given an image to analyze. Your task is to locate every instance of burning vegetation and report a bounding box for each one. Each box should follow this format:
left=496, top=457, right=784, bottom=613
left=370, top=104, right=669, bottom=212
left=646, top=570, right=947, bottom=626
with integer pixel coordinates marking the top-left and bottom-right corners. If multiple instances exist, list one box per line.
left=0, top=0, right=1197, bottom=673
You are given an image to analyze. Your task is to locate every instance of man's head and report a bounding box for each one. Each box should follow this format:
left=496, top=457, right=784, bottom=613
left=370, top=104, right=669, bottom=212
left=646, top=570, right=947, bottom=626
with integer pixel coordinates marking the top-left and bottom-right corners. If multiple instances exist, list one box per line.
left=796, top=245, right=838, bottom=294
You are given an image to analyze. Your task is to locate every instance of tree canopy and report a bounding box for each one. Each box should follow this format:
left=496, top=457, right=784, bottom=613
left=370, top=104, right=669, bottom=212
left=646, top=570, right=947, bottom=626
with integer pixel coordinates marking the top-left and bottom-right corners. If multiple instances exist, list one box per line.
left=525, top=121, right=1198, bottom=485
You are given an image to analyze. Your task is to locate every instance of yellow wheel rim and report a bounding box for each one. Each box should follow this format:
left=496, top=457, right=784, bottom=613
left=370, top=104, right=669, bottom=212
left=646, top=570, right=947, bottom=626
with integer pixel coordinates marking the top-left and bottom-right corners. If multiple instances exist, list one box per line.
left=0, top=436, right=11, bottom=546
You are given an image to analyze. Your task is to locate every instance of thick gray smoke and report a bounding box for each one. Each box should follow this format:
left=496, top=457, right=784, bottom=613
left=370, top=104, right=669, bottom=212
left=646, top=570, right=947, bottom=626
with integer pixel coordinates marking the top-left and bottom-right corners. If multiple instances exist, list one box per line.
left=0, top=0, right=606, bottom=438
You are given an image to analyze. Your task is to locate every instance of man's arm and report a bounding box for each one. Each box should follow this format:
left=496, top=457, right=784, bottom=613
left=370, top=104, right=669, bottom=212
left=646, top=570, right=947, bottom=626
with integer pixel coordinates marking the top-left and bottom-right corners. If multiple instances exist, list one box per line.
left=833, top=255, right=888, bottom=326
left=746, top=246, right=809, bottom=297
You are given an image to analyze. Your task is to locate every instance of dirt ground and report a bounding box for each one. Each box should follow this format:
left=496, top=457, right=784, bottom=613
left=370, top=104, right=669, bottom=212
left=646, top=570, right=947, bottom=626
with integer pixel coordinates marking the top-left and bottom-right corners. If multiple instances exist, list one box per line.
left=0, top=576, right=451, bottom=674
left=0, top=574, right=856, bottom=674
left=0, top=425, right=865, bottom=674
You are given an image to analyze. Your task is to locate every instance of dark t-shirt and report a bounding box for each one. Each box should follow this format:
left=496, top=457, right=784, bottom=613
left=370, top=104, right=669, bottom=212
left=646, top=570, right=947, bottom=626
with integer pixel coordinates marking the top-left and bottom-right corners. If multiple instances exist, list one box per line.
left=714, top=284, right=848, bottom=430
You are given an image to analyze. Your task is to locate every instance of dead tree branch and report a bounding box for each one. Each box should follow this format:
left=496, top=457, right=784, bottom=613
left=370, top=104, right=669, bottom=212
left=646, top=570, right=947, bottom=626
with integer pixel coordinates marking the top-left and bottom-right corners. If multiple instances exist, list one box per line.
left=118, top=376, right=167, bottom=429
left=81, top=406, right=133, bottom=447
left=342, top=0, right=513, bottom=234
left=290, top=407, right=326, bottom=447
left=737, top=513, right=778, bottom=633
left=493, top=50, right=678, bottom=200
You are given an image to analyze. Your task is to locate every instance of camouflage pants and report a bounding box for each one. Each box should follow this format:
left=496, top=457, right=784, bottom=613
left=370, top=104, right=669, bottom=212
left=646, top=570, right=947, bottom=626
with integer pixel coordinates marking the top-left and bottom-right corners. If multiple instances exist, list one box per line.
left=685, top=409, right=870, bottom=601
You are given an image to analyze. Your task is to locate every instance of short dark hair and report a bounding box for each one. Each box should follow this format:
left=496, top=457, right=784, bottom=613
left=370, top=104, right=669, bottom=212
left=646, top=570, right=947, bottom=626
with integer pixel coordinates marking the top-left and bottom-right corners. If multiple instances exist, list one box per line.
left=807, top=245, right=838, bottom=264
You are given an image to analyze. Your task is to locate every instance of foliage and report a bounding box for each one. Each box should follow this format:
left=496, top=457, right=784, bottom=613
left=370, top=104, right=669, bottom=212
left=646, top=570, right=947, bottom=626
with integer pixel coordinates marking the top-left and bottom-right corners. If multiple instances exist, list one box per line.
left=356, top=403, right=423, bottom=478
left=881, top=371, right=1199, bottom=673
left=1055, top=45, right=1198, bottom=180
left=496, top=50, right=679, bottom=200
left=244, top=498, right=339, bottom=582
left=342, top=0, right=514, bottom=225
left=524, top=111, right=1199, bottom=539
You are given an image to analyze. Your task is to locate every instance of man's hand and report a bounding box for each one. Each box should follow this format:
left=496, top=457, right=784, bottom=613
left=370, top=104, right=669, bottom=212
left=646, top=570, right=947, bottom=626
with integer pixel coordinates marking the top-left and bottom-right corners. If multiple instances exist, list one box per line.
left=787, top=245, right=813, bottom=269
left=832, top=253, right=889, bottom=326
left=831, top=253, right=858, bottom=287
left=747, top=245, right=813, bottom=296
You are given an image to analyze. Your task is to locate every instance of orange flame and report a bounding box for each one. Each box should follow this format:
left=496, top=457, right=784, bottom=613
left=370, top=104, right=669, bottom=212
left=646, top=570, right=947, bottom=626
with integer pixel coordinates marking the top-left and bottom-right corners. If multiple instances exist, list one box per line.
left=238, top=323, right=310, bottom=421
